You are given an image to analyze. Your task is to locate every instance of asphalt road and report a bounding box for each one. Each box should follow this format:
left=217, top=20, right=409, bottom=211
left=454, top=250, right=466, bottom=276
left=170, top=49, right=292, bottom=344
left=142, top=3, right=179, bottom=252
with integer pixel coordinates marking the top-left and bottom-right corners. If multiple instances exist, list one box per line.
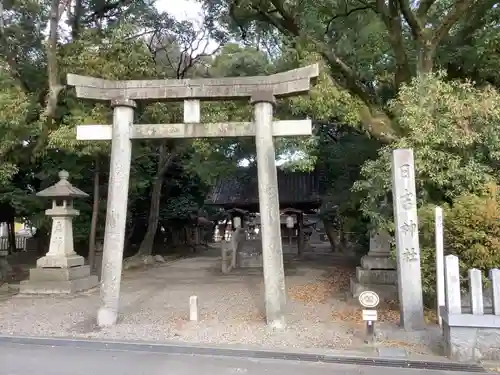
left=0, top=342, right=487, bottom=375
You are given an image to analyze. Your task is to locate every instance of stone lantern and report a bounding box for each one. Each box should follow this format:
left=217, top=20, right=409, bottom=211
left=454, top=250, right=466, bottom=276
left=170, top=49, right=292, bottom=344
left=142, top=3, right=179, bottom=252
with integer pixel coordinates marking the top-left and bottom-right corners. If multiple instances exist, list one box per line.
left=20, top=171, right=98, bottom=294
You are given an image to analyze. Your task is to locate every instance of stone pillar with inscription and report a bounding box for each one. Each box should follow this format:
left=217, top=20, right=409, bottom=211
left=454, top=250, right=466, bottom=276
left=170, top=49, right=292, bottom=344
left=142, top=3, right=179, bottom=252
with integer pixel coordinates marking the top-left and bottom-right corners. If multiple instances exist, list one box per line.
left=20, top=171, right=98, bottom=294
left=350, top=230, right=398, bottom=301
left=391, top=148, right=425, bottom=330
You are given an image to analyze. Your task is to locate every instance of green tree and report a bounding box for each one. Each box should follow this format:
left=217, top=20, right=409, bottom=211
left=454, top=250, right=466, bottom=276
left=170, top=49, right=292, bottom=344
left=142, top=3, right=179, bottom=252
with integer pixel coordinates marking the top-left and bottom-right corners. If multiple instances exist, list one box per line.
left=201, top=0, right=499, bottom=137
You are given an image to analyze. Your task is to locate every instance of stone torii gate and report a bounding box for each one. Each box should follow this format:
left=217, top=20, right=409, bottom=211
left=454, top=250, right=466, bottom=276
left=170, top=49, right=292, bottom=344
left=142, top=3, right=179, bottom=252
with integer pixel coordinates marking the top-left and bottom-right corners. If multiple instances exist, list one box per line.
left=67, top=64, right=319, bottom=329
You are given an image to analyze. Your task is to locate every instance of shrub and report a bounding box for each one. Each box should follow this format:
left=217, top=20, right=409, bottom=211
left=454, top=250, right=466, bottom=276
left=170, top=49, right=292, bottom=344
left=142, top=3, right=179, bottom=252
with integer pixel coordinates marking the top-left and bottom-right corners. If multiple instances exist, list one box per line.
left=418, top=184, right=500, bottom=305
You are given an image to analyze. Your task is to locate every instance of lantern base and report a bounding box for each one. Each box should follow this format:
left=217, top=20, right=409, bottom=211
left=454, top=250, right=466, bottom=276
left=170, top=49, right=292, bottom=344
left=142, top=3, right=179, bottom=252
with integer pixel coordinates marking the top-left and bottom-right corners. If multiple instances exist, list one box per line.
left=36, top=254, right=85, bottom=268
left=19, top=265, right=98, bottom=295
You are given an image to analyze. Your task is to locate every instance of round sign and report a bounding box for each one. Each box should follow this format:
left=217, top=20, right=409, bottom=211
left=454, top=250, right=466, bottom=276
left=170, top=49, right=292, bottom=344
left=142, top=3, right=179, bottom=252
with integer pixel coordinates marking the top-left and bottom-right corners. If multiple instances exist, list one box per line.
left=358, top=291, right=380, bottom=308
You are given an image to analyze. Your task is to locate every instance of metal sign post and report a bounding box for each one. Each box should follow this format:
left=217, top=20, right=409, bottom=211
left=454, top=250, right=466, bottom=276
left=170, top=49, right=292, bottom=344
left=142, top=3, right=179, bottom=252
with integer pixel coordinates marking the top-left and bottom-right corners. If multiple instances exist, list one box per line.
left=358, top=290, right=380, bottom=344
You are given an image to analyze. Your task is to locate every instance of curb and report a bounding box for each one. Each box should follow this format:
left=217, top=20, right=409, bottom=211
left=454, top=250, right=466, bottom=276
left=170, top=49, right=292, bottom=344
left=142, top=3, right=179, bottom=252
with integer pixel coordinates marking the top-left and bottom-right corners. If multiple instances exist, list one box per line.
left=0, top=335, right=487, bottom=372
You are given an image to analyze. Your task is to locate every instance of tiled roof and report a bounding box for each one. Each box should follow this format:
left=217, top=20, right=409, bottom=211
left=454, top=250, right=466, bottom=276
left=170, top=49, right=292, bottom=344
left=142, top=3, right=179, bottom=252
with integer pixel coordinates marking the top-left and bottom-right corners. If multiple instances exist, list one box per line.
left=206, top=167, right=324, bottom=208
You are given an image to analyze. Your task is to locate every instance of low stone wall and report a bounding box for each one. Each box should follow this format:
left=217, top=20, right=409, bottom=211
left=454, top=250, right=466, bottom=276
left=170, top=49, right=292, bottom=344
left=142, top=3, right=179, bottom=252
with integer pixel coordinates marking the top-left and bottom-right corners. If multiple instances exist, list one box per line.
left=442, top=313, right=500, bottom=361
left=441, top=254, right=500, bottom=362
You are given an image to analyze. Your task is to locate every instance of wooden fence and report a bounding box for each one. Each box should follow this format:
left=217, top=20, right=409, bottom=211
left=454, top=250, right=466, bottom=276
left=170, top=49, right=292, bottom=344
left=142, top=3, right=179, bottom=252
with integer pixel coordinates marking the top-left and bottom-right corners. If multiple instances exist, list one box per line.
left=0, top=235, right=31, bottom=252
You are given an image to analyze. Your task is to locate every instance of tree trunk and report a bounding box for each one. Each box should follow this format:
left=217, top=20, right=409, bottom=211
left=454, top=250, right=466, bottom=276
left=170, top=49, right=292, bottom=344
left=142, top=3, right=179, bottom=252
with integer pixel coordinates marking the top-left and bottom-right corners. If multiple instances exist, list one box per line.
left=124, top=223, right=136, bottom=252
left=137, top=174, right=163, bottom=256
left=417, top=38, right=435, bottom=75
left=88, top=158, right=100, bottom=271
left=7, top=221, right=15, bottom=253
left=136, top=143, right=175, bottom=256
left=322, top=219, right=339, bottom=251
left=172, top=227, right=181, bottom=246
left=33, top=0, right=64, bottom=157
left=71, top=0, right=82, bottom=39
left=340, top=226, right=347, bottom=248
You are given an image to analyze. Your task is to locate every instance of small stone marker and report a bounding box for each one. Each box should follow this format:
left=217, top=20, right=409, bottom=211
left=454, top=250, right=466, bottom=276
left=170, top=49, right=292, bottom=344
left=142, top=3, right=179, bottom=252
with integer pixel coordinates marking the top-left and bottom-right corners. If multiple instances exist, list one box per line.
left=391, top=149, right=425, bottom=330
left=490, top=269, right=500, bottom=315
left=444, top=254, right=461, bottom=314
left=468, top=269, right=484, bottom=315
left=189, top=295, right=198, bottom=321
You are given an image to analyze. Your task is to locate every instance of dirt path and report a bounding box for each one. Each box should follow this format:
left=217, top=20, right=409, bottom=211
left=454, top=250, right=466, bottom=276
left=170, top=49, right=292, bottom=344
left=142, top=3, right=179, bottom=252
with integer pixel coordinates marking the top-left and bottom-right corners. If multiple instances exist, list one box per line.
left=0, top=251, right=442, bottom=354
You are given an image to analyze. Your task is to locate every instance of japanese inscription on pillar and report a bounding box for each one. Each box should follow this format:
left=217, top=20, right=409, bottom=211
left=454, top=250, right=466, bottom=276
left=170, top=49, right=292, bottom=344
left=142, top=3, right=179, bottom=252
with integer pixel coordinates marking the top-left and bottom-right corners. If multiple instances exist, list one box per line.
left=402, top=247, right=418, bottom=261
left=391, top=148, right=425, bottom=330
left=400, top=220, right=417, bottom=237
left=395, top=161, right=419, bottom=262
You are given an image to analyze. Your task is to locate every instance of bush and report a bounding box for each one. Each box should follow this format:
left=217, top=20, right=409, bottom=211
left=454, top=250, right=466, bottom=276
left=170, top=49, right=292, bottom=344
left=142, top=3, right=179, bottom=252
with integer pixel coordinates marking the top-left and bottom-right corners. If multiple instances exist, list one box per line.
left=418, top=185, right=500, bottom=305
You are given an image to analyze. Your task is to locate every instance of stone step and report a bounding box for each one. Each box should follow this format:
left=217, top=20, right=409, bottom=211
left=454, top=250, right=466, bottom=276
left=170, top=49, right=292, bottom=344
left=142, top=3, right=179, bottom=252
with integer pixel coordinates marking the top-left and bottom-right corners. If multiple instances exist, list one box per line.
left=361, top=255, right=396, bottom=270
left=19, top=275, right=98, bottom=294
left=29, top=265, right=92, bottom=282
left=350, top=276, right=399, bottom=302
left=356, top=266, right=397, bottom=285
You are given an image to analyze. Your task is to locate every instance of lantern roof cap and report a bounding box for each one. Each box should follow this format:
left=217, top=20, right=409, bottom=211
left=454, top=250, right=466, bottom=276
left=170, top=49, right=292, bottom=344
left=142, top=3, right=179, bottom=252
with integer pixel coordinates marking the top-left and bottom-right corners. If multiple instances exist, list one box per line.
left=37, top=170, right=89, bottom=198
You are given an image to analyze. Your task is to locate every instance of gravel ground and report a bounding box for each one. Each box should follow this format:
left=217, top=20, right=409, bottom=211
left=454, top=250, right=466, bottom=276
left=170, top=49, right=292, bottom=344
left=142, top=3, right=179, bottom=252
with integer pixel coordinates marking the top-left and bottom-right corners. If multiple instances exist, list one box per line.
left=0, top=249, right=442, bottom=355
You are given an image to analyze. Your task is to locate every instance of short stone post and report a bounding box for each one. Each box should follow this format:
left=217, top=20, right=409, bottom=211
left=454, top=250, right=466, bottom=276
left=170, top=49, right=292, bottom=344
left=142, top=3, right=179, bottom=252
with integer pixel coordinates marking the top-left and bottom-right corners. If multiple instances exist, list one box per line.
left=435, top=206, right=445, bottom=327
left=468, top=269, right=484, bottom=315
left=490, top=269, right=500, bottom=315
left=97, top=99, right=136, bottom=328
left=20, top=171, right=98, bottom=294
left=391, top=148, right=425, bottom=330
left=251, top=91, right=287, bottom=329
left=444, top=255, right=461, bottom=314
left=189, top=295, right=198, bottom=321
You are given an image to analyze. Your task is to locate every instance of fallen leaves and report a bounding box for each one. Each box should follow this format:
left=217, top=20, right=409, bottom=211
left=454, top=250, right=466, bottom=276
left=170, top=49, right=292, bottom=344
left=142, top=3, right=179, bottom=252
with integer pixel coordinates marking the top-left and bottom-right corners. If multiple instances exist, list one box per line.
left=326, top=265, right=355, bottom=293
left=288, top=281, right=332, bottom=304
left=288, top=265, right=355, bottom=304
left=332, top=301, right=439, bottom=326
left=377, top=339, right=427, bottom=354
left=331, top=302, right=401, bottom=325
left=233, top=311, right=265, bottom=322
